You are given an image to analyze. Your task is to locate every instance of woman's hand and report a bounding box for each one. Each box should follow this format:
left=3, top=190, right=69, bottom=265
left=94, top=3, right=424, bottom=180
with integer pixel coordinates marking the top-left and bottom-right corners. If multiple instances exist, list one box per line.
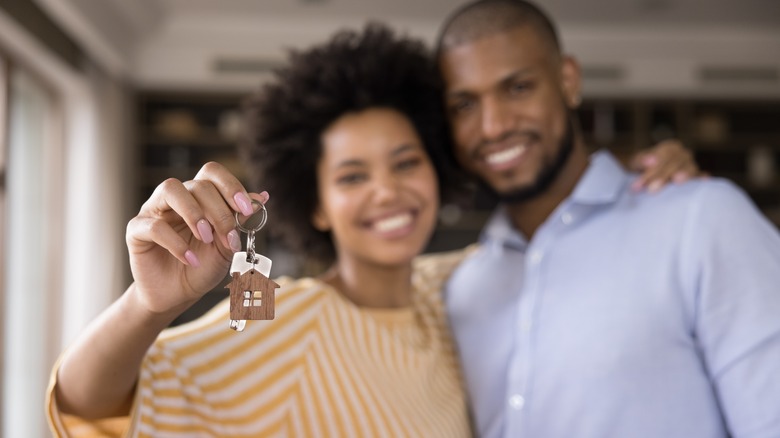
left=126, top=161, right=268, bottom=315
left=629, top=139, right=707, bottom=192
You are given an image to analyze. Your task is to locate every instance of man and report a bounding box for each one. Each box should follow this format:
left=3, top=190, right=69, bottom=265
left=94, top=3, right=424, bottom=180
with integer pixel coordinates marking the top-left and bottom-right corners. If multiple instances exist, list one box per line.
left=437, top=1, right=780, bottom=437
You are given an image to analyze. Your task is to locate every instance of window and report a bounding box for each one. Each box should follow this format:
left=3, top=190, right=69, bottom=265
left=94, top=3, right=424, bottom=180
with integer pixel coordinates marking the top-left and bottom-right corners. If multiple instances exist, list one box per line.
left=0, top=51, right=7, bottom=435
left=243, top=290, right=262, bottom=307
left=2, top=60, right=63, bottom=438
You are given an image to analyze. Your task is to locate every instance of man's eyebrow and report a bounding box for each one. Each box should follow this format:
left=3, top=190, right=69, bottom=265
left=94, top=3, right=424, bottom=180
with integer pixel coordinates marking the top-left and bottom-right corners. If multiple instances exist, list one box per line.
left=445, top=68, right=535, bottom=99
left=499, top=68, right=535, bottom=85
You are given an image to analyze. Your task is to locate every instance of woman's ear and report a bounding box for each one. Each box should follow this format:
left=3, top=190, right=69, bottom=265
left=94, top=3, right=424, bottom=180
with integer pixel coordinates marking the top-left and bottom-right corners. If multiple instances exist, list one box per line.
left=311, top=207, right=331, bottom=232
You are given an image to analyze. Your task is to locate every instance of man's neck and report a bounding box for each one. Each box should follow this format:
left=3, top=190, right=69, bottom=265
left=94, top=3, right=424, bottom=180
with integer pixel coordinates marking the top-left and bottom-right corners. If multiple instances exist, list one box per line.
left=506, top=144, right=589, bottom=239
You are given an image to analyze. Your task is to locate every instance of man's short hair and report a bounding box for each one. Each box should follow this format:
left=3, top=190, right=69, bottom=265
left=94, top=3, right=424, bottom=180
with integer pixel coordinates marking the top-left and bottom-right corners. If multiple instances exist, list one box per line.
left=436, top=0, right=561, bottom=55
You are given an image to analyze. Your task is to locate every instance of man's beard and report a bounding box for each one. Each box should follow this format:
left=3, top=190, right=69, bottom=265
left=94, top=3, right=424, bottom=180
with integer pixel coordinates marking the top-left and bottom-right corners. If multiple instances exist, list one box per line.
left=478, top=113, right=575, bottom=205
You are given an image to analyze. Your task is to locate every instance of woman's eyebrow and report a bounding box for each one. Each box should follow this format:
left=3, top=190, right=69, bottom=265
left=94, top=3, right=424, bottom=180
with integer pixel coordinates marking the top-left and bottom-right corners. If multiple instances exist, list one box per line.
left=390, top=143, right=418, bottom=157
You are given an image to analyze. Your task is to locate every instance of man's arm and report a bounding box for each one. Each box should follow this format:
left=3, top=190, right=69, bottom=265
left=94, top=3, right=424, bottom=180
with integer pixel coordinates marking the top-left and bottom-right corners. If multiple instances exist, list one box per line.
left=683, top=180, right=780, bottom=437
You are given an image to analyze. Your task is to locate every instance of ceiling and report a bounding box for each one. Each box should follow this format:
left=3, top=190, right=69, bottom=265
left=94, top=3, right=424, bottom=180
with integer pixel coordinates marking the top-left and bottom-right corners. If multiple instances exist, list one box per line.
left=31, top=0, right=780, bottom=95
left=159, top=0, right=780, bottom=28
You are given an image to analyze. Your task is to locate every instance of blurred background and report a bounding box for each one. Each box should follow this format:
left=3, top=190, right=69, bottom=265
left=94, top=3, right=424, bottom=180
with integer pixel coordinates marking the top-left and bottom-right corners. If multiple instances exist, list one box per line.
left=0, top=0, right=778, bottom=435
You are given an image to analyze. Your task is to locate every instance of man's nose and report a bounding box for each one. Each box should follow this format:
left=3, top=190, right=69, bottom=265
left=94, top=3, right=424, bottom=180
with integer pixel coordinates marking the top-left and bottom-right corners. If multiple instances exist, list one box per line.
left=480, top=97, right=512, bottom=142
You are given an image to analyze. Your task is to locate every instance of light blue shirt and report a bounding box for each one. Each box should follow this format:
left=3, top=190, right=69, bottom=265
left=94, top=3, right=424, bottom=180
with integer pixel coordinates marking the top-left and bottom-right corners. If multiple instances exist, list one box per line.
left=446, top=151, right=780, bottom=438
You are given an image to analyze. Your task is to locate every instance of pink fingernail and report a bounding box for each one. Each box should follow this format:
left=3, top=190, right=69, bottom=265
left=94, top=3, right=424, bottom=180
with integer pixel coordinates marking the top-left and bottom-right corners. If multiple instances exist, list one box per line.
left=197, top=219, right=213, bottom=244
left=233, top=192, right=253, bottom=216
left=643, top=155, right=658, bottom=166
left=228, top=230, right=242, bottom=253
left=184, top=250, right=200, bottom=268
left=259, top=191, right=270, bottom=203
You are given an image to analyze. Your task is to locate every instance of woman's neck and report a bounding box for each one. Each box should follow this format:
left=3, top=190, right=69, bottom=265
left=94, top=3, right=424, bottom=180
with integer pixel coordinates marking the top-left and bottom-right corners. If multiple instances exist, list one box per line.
left=320, top=258, right=414, bottom=309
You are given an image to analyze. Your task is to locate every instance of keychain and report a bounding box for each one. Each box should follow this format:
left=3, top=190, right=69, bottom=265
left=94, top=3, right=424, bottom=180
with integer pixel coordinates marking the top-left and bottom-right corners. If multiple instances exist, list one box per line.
left=227, top=200, right=279, bottom=331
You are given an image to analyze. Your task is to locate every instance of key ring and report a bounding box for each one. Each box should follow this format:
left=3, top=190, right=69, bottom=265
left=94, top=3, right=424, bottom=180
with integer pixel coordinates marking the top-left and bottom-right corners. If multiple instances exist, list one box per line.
left=228, top=199, right=278, bottom=331
left=234, top=200, right=267, bottom=234
left=234, top=200, right=267, bottom=263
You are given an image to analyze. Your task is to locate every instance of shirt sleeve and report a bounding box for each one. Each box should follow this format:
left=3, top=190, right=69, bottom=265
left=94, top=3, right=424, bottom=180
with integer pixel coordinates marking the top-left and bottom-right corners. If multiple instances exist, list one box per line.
left=682, top=180, right=780, bottom=438
left=46, top=353, right=132, bottom=438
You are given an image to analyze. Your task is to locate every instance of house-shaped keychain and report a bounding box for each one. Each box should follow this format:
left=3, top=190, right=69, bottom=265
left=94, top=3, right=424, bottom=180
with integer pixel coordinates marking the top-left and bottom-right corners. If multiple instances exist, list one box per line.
left=226, top=268, right=280, bottom=320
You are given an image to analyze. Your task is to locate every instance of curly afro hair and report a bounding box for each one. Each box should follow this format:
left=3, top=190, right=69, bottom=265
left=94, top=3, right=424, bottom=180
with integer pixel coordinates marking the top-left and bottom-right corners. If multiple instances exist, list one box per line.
left=241, top=22, right=462, bottom=266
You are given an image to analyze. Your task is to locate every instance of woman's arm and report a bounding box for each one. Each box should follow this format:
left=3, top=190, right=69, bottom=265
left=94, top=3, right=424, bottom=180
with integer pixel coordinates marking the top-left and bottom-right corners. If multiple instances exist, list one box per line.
left=628, top=139, right=706, bottom=192
left=54, top=162, right=267, bottom=419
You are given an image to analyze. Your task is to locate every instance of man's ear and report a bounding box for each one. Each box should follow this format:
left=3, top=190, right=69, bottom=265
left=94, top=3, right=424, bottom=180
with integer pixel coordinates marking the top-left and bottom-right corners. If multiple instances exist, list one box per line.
left=312, top=207, right=331, bottom=232
left=560, top=55, right=582, bottom=109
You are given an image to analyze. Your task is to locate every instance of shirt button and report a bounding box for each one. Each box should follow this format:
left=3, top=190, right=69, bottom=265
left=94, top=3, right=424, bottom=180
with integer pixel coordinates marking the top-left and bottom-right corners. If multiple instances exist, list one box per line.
left=509, top=394, right=525, bottom=410
left=561, top=212, right=574, bottom=225
left=529, top=251, right=543, bottom=264
left=521, top=320, right=533, bottom=332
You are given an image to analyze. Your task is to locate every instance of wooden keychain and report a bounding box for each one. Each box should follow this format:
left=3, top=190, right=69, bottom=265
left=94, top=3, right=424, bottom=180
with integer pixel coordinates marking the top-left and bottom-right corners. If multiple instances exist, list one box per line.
left=227, top=200, right=279, bottom=331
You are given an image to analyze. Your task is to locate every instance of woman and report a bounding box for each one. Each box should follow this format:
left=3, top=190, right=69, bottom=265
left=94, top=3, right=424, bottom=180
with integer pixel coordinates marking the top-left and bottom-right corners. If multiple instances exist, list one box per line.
left=47, top=23, right=698, bottom=437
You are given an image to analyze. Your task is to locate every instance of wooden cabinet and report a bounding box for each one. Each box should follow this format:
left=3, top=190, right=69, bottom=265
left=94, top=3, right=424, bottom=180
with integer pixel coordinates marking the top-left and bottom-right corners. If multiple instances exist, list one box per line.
left=578, top=99, right=780, bottom=227
left=137, top=91, right=259, bottom=325
left=136, top=92, right=779, bottom=324
left=136, top=93, right=780, bottom=261
left=137, top=91, right=247, bottom=202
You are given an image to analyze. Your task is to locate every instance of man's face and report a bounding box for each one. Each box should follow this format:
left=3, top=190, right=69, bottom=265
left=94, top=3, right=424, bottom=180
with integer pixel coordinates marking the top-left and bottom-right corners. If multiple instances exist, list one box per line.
left=440, top=26, right=580, bottom=201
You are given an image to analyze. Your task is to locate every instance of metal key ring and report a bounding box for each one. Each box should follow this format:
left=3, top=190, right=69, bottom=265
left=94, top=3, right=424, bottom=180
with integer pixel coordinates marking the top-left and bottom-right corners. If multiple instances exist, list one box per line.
left=234, top=200, right=267, bottom=234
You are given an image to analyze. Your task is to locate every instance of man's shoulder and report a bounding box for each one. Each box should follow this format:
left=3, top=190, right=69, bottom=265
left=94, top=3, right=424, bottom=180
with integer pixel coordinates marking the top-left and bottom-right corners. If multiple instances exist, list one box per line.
left=636, top=177, right=745, bottom=204
left=623, top=177, right=777, bottom=247
left=629, top=177, right=757, bottom=220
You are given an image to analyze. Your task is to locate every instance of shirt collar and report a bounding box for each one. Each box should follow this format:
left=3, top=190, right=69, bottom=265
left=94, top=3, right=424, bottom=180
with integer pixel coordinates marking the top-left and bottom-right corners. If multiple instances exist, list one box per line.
left=480, top=150, right=631, bottom=247
left=570, top=150, right=631, bottom=206
left=481, top=206, right=526, bottom=248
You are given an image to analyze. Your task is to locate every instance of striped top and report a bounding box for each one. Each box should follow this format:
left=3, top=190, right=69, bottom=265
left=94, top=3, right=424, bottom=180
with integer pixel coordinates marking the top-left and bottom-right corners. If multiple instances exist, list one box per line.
left=47, top=249, right=472, bottom=438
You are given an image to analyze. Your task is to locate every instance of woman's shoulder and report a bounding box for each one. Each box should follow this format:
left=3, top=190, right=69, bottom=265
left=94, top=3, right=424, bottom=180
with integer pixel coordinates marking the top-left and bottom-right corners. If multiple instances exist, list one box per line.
left=412, top=246, right=478, bottom=296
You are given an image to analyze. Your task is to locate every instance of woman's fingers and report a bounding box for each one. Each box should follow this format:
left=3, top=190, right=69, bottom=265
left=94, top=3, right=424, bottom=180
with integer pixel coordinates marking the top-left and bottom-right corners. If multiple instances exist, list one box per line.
left=194, top=162, right=256, bottom=216
left=630, top=140, right=698, bottom=192
left=193, top=161, right=270, bottom=250
left=185, top=179, right=243, bottom=253
left=127, top=215, right=200, bottom=267
left=139, top=178, right=210, bottom=243
left=133, top=162, right=270, bottom=261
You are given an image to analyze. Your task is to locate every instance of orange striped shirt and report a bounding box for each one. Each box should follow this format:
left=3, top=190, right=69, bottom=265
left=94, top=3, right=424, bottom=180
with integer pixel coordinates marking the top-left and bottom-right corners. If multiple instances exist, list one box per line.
left=47, top=249, right=472, bottom=437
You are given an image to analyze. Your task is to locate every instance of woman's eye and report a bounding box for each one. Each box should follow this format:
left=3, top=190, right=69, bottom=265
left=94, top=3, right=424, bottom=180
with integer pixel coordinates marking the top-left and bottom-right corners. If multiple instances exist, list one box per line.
left=336, top=173, right=367, bottom=185
left=396, top=157, right=422, bottom=171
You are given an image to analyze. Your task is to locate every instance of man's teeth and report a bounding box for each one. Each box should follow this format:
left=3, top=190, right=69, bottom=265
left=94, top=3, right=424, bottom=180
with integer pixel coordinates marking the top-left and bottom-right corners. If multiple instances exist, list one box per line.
left=485, top=145, right=525, bottom=166
left=374, top=213, right=412, bottom=232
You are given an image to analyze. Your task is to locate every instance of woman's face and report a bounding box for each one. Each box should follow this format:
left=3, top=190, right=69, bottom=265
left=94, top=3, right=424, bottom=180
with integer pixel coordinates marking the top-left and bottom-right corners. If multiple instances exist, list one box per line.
left=314, top=107, right=439, bottom=269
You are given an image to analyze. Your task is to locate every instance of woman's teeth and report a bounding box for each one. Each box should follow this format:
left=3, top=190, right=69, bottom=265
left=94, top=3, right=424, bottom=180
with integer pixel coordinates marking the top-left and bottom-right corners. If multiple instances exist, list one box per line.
left=373, top=213, right=412, bottom=232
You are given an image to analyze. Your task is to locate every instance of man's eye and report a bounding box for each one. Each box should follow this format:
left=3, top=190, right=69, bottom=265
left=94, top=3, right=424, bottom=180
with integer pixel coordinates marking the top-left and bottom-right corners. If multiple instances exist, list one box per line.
left=508, top=81, right=532, bottom=95
left=449, top=99, right=474, bottom=115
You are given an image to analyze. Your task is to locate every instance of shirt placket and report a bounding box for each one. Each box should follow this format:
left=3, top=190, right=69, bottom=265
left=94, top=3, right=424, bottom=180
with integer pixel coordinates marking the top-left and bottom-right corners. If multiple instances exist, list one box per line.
left=504, top=233, right=548, bottom=437
left=504, top=202, right=583, bottom=437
